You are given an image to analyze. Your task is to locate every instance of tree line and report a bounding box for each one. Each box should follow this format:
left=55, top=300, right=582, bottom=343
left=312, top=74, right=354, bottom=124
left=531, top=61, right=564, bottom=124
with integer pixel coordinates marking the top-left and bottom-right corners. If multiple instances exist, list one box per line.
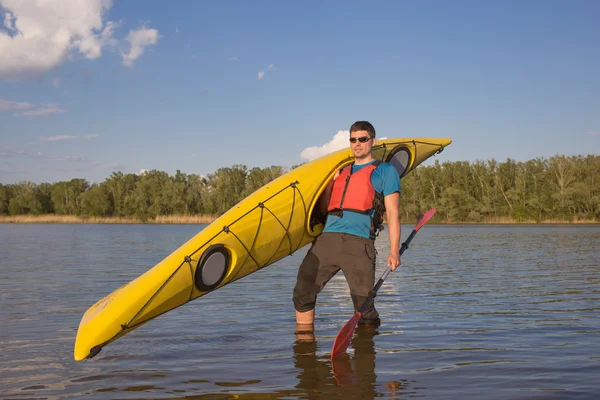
left=1, top=155, right=598, bottom=222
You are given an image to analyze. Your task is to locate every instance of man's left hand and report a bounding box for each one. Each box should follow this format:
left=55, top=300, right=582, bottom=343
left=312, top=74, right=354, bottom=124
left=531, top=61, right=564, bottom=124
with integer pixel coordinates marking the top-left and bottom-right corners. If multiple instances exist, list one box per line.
left=387, top=252, right=401, bottom=271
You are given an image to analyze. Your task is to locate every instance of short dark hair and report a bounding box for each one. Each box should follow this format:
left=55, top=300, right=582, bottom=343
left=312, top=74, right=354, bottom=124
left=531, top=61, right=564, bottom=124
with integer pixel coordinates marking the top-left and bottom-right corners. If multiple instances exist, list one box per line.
left=349, top=121, right=376, bottom=138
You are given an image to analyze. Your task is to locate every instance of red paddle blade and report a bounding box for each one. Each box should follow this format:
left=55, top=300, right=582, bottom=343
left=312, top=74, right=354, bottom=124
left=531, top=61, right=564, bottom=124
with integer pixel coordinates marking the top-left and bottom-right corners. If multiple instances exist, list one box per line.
left=330, top=312, right=361, bottom=360
left=415, top=208, right=436, bottom=231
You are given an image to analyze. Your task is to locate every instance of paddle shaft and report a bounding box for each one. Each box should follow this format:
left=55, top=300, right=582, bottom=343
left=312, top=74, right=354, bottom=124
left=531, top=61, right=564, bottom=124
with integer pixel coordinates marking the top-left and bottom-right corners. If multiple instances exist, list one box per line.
left=357, top=228, right=418, bottom=315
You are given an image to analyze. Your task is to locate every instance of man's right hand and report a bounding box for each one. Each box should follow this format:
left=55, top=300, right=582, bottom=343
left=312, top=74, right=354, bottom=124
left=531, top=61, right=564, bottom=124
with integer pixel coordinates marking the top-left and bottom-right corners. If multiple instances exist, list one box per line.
left=387, top=252, right=401, bottom=271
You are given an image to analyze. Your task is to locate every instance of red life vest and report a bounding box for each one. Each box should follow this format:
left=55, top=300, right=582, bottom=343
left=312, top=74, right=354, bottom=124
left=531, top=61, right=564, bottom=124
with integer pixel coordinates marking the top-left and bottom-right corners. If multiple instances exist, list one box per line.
left=328, top=161, right=382, bottom=215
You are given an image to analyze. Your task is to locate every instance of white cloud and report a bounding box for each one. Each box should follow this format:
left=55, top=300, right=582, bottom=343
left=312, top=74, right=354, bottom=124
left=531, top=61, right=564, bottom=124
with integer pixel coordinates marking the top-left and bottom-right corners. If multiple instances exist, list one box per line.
left=41, top=135, right=78, bottom=142
left=0, top=98, right=34, bottom=111
left=257, top=64, right=275, bottom=80
left=299, top=131, right=387, bottom=161
left=19, top=104, right=64, bottom=117
left=1, top=98, right=64, bottom=117
left=41, top=134, right=101, bottom=142
left=0, top=1, right=159, bottom=81
left=58, top=155, right=87, bottom=162
left=138, top=168, right=148, bottom=175
left=0, top=147, right=87, bottom=162
left=0, top=0, right=117, bottom=81
left=121, top=26, right=159, bottom=67
left=300, top=130, right=350, bottom=161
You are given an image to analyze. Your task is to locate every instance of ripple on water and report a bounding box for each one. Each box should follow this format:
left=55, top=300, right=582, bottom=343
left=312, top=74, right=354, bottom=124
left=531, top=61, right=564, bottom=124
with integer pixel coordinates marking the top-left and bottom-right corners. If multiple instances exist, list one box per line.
left=1, top=224, right=599, bottom=399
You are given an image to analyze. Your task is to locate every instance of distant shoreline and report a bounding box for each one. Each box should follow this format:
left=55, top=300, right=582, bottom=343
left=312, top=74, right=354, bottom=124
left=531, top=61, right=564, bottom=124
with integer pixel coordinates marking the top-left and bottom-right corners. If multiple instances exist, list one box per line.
left=0, top=214, right=219, bottom=224
left=0, top=214, right=596, bottom=224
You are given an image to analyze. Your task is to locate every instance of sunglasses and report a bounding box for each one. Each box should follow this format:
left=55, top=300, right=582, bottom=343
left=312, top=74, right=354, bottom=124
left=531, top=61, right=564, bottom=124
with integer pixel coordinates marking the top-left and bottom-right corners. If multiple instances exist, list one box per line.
left=349, top=136, right=372, bottom=143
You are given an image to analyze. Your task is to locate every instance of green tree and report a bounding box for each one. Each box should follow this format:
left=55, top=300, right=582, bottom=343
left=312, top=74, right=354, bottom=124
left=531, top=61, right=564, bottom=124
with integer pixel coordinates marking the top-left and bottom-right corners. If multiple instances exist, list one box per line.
left=51, top=179, right=89, bottom=215
left=8, top=182, right=44, bottom=215
left=185, top=174, right=209, bottom=214
left=0, top=184, right=11, bottom=215
left=168, top=170, right=189, bottom=214
left=548, top=155, right=576, bottom=217
left=244, top=166, right=285, bottom=197
left=126, top=170, right=175, bottom=221
left=205, top=165, right=248, bottom=213
left=2, top=154, right=598, bottom=222
left=80, top=184, right=113, bottom=216
left=105, top=172, right=138, bottom=217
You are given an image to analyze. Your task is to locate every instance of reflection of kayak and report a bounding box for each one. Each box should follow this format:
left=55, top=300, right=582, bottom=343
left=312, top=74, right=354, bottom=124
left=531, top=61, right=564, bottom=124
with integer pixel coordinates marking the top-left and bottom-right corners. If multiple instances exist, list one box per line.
left=74, top=138, right=452, bottom=361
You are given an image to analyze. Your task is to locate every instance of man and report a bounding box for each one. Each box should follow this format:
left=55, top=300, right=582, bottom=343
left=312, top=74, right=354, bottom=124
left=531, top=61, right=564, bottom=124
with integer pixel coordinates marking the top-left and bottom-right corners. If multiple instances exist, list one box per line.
left=293, top=120, right=401, bottom=328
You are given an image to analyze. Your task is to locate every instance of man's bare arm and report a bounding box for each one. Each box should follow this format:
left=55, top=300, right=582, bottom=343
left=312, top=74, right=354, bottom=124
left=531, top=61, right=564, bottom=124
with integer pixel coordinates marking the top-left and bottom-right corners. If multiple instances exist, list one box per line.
left=384, top=191, right=401, bottom=270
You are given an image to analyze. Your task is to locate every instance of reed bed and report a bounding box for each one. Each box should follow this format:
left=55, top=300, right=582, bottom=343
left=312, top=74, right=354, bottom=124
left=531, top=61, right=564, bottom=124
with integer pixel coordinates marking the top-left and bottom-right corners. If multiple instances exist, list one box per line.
left=0, top=214, right=220, bottom=224
left=0, top=214, right=595, bottom=224
left=440, top=217, right=598, bottom=224
left=153, top=214, right=219, bottom=224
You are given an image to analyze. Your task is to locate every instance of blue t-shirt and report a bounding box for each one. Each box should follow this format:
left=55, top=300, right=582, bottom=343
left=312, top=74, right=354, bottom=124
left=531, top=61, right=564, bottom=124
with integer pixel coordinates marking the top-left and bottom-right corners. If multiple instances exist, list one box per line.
left=323, top=160, right=401, bottom=239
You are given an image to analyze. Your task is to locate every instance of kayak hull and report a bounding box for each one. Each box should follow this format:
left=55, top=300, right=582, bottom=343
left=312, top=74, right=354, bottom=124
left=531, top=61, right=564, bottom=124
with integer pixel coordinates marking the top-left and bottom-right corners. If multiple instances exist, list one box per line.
left=74, top=138, right=451, bottom=361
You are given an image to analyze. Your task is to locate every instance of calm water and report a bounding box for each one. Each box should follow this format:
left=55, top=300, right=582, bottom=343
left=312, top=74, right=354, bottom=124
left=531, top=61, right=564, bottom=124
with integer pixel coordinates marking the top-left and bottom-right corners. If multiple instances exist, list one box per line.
left=1, top=223, right=599, bottom=399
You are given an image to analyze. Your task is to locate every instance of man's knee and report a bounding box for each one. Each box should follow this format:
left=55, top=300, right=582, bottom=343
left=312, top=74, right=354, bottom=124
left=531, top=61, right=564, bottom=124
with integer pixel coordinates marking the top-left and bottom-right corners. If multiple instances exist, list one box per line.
left=293, top=272, right=319, bottom=312
left=293, top=294, right=316, bottom=313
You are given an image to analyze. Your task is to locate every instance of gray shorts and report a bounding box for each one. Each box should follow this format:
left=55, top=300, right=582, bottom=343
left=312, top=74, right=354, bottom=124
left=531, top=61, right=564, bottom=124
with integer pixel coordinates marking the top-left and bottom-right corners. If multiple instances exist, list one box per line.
left=293, top=232, right=380, bottom=324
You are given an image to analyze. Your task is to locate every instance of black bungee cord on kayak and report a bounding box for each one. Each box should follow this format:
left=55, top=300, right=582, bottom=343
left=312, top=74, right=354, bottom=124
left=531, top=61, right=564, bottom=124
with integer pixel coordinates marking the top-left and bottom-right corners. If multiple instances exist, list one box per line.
left=87, top=180, right=308, bottom=359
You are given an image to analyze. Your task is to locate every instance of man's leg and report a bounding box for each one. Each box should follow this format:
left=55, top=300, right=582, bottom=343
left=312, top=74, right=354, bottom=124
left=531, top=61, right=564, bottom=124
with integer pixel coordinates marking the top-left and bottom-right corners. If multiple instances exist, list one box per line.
left=341, top=235, right=380, bottom=326
left=293, top=233, right=341, bottom=326
left=296, top=308, right=315, bottom=326
left=293, top=246, right=320, bottom=327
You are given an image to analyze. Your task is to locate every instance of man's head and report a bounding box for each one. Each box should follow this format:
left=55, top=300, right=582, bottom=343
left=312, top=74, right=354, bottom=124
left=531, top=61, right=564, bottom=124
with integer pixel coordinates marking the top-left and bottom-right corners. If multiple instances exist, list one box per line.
left=349, top=121, right=376, bottom=161
left=350, top=121, right=376, bottom=138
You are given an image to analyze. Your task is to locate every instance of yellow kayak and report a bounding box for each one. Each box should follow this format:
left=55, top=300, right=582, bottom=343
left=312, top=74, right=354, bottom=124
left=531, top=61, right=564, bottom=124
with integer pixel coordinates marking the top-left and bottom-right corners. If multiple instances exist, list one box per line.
left=74, top=138, right=452, bottom=361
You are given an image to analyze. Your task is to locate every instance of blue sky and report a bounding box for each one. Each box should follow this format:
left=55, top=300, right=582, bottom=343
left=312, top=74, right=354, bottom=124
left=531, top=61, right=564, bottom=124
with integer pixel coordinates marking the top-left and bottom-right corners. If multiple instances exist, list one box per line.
left=1, top=0, right=599, bottom=184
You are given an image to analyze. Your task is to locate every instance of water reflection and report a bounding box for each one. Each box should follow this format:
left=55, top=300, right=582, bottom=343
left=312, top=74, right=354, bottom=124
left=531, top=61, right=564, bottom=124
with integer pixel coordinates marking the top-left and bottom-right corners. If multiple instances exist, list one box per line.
left=292, top=325, right=417, bottom=398
left=330, top=325, right=377, bottom=389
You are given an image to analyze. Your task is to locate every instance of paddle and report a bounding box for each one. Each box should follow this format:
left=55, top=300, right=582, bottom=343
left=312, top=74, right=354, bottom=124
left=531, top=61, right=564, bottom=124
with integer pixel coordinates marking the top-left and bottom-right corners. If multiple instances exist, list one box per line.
left=330, top=208, right=437, bottom=360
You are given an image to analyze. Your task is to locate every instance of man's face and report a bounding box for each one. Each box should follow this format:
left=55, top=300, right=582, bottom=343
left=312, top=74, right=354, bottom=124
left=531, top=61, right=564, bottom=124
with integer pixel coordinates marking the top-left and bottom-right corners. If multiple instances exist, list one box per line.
left=349, top=130, right=375, bottom=160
